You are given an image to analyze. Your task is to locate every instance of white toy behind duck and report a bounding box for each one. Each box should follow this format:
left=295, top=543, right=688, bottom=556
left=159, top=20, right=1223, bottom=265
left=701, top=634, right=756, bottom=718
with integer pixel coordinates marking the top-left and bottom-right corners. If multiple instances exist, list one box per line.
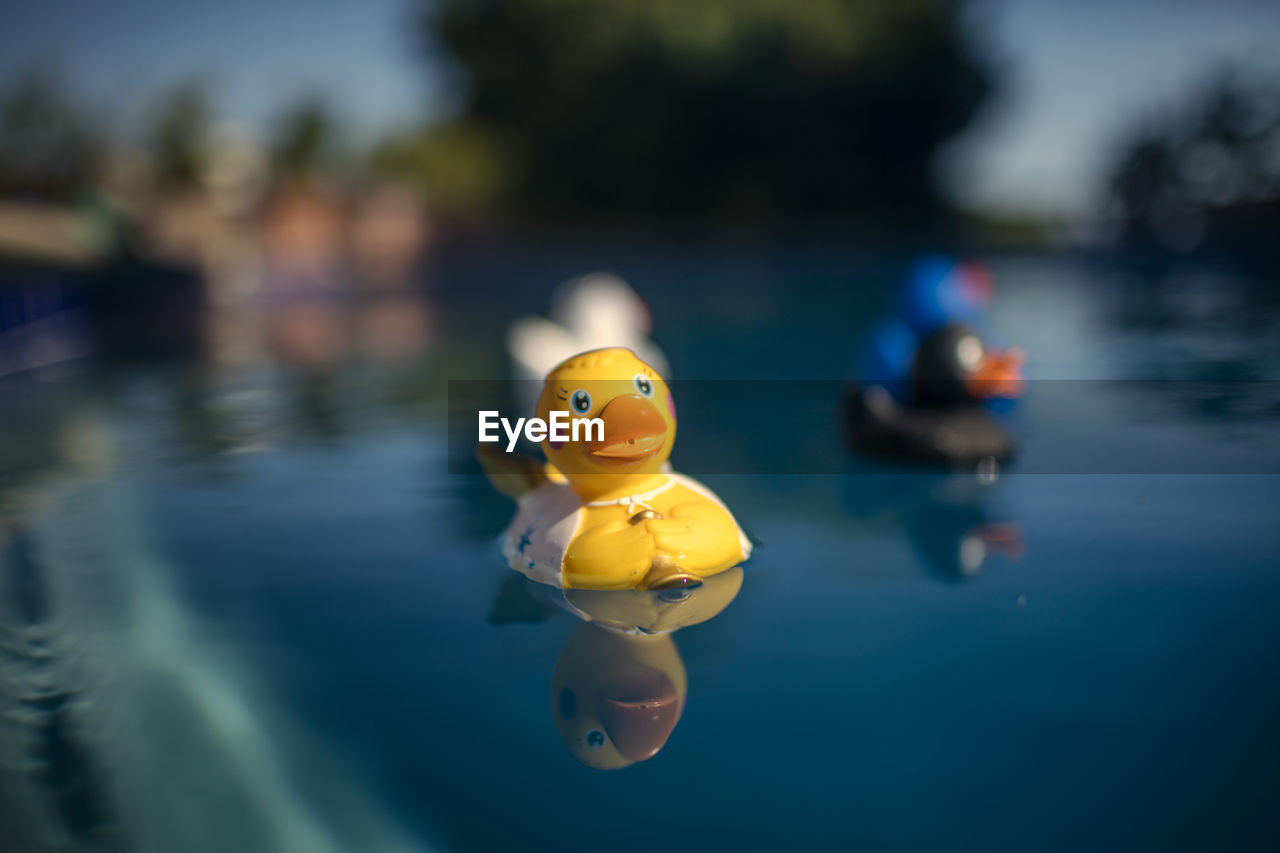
left=508, top=272, right=670, bottom=418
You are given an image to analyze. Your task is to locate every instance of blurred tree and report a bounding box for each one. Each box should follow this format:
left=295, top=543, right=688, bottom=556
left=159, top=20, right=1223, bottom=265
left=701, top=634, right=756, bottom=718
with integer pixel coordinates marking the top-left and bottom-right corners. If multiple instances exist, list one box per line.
left=372, top=120, right=506, bottom=217
left=0, top=68, right=102, bottom=199
left=1109, top=68, right=1280, bottom=222
left=271, top=98, right=338, bottom=180
left=415, top=0, right=993, bottom=222
left=149, top=82, right=214, bottom=193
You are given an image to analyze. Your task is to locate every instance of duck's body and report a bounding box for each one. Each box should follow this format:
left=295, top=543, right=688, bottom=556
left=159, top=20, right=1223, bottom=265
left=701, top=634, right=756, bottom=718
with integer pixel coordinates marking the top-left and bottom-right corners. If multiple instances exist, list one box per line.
left=503, top=470, right=751, bottom=590
left=847, top=257, right=1024, bottom=465
left=844, top=381, right=1015, bottom=465
left=484, top=347, right=750, bottom=591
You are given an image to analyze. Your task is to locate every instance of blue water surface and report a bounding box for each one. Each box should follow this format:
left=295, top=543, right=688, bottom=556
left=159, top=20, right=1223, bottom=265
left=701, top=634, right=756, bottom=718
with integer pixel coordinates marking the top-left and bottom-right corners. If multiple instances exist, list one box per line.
left=2, top=248, right=1278, bottom=852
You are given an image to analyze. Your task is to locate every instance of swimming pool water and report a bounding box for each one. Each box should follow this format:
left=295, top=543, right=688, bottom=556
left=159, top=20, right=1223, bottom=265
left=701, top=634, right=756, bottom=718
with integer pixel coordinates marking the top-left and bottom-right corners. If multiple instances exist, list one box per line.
left=2, top=249, right=1278, bottom=851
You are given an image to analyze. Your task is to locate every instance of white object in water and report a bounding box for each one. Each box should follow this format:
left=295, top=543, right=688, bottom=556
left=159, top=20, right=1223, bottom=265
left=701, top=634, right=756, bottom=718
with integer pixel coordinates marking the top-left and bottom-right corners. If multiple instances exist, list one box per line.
left=507, top=272, right=670, bottom=417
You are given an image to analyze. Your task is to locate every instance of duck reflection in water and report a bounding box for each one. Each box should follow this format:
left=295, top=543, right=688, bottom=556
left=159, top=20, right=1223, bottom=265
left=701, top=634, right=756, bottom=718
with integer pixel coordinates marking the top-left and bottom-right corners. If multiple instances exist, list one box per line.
left=904, top=500, right=1024, bottom=582
left=843, top=467, right=1024, bottom=583
left=490, top=567, right=743, bottom=769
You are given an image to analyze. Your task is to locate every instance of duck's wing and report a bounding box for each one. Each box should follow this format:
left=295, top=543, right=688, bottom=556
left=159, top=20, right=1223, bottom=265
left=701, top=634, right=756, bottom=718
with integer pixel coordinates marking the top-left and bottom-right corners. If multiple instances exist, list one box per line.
left=476, top=444, right=547, bottom=500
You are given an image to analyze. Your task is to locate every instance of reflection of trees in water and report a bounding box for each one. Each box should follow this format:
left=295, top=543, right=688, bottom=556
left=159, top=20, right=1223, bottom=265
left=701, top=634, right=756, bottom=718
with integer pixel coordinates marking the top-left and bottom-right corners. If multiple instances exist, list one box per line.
left=1108, top=266, right=1280, bottom=333
left=841, top=471, right=1021, bottom=584
left=404, top=0, right=993, bottom=220
left=1101, top=270, right=1280, bottom=422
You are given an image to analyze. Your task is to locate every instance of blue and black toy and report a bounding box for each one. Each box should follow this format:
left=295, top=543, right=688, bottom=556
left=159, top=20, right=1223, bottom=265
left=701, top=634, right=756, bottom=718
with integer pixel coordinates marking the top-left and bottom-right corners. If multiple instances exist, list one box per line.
left=845, top=255, right=1024, bottom=464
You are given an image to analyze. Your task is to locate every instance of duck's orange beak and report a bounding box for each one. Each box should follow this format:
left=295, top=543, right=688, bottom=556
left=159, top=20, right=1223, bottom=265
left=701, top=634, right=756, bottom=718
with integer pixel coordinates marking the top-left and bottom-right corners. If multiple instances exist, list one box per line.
left=965, top=347, right=1025, bottom=399
left=597, top=668, right=680, bottom=762
left=587, top=394, right=667, bottom=466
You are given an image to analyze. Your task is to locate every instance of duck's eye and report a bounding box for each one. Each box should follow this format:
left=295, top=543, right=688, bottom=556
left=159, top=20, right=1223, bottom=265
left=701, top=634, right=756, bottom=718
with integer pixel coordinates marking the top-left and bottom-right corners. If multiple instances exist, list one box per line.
left=959, top=535, right=986, bottom=575
left=633, top=374, right=653, bottom=397
left=570, top=389, right=592, bottom=414
left=956, top=335, right=984, bottom=372
left=585, top=730, right=606, bottom=749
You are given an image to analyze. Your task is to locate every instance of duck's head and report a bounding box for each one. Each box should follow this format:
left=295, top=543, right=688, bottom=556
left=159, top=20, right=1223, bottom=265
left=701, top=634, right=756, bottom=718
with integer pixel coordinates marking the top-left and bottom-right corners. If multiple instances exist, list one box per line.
left=910, top=324, right=1024, bottom=408
left=901, top=255, right=994, bottom=336
left=906, top=509, right=1025, bottom=583
left=537, top=347, right=676, bottom=497
left=551, top=622, right=687, bottom=770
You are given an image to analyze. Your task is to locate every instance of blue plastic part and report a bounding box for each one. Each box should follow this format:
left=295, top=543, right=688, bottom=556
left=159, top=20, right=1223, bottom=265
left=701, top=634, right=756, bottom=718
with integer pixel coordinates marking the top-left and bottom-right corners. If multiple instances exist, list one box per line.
left=859, top=320, right=917, bottom=400
left=899, top=255, right=986, bottom=337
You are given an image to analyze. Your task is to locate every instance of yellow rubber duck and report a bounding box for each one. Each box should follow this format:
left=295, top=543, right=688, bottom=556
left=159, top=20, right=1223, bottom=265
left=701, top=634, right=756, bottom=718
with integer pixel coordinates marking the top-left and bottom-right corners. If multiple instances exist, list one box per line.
left=487, top=347, right=751, bottom=590
left=552, top=622, right=687, bottom=769
left=487, top=563, right=743, bottom=768
left=550, top=568, right=743, bottom=769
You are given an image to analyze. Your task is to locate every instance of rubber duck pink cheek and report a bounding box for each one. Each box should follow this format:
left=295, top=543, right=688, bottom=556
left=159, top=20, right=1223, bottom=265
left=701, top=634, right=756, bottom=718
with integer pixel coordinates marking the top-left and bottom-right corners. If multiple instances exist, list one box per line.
left=667, top=393, right=676, bottom=419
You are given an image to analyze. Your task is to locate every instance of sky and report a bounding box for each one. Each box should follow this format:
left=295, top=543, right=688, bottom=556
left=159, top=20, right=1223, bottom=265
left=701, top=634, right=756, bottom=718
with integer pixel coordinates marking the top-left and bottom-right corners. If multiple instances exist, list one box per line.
left=945, top=0, right=1280, bottom=219
left=0, top=0, right=438, bottom=140
left=2, top=0, right=1279, bottom=220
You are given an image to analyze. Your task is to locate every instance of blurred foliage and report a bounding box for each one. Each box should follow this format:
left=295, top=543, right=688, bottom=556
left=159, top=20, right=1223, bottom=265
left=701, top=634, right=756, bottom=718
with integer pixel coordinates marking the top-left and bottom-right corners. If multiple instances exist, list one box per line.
left=271, top=98, right=338, bottom=179
left=0, top=69, right=102, bottom=198
left=372, top=120, right=507, bottom=216
left=1109, top=68, right=1280, bottom=220
left=415, top=0, right=993, bottom=222
left=149, top=82, right=214, bottom=192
